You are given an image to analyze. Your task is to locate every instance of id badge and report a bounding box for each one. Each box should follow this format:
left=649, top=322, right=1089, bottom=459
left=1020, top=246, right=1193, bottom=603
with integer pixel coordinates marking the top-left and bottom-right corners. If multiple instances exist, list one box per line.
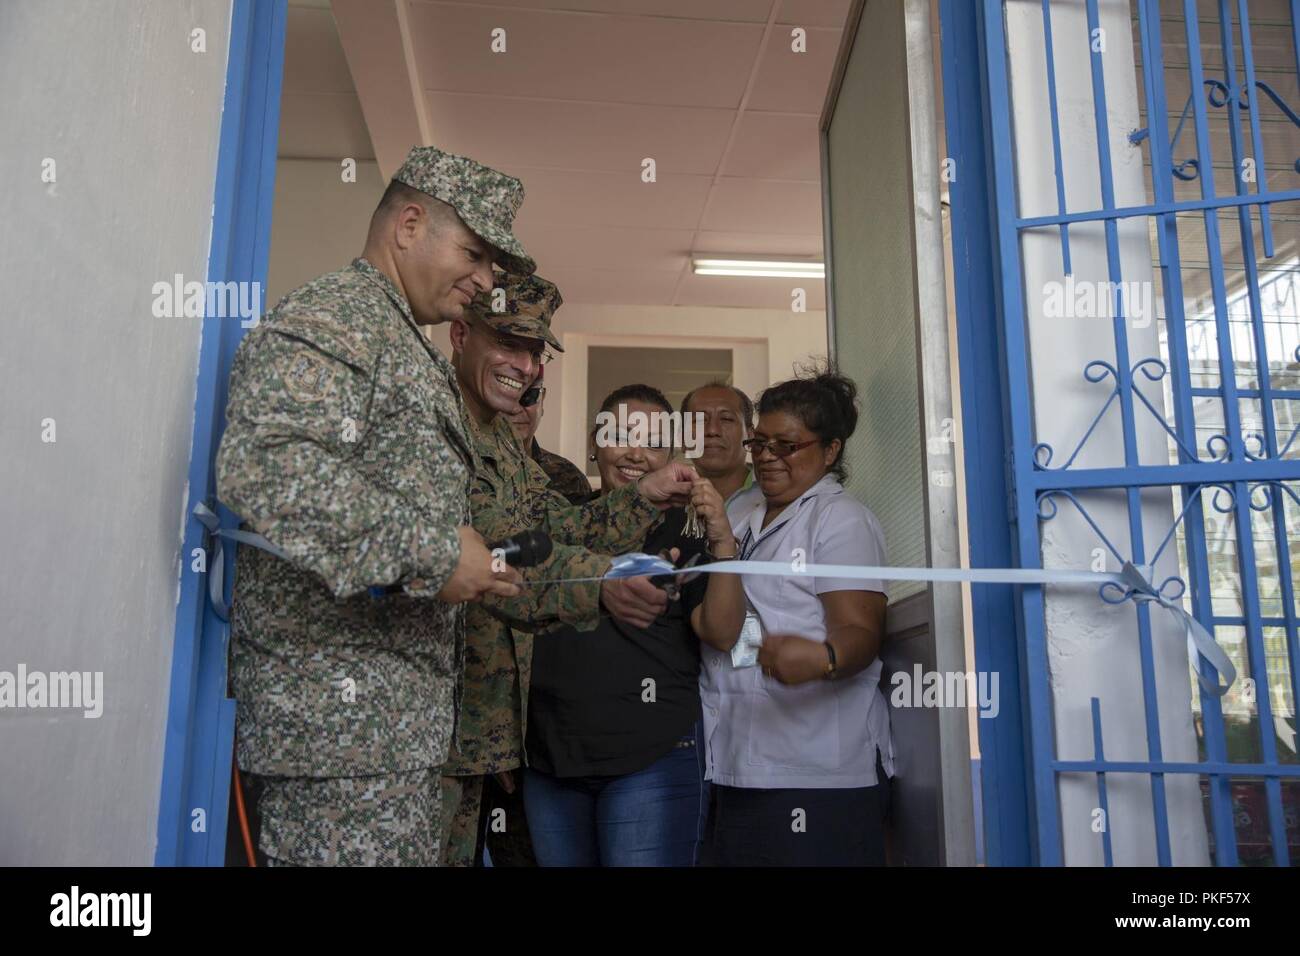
left=730, top=610, right=764, bottom=669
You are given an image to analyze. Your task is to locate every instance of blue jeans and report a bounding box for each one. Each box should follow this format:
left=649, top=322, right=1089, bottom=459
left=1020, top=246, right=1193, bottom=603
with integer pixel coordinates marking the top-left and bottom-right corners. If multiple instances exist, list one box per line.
left=522, top=727, right=707, bottom=866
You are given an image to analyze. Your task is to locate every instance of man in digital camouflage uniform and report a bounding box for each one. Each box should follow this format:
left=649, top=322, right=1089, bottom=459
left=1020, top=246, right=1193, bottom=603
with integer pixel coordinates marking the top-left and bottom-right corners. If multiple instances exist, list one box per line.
left=215, top=146, right=534, bottom=866
left=440, top=272, right=697, bottom=866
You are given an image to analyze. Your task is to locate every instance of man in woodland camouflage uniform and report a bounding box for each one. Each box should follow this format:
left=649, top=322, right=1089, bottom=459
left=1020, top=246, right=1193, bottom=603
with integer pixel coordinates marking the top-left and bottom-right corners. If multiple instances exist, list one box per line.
left=504, top=367, right=594, bottom=506
left=216, top=146, right=531, bottom=866
left=488, top=364, right=591, bottom=864
left=439, top=272, right=697, bottom=865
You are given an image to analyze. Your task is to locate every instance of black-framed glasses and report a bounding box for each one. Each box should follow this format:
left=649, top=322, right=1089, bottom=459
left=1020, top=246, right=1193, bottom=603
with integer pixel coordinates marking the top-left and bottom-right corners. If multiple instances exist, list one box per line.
left=472, top=320, right=555, bottom=365
left=742, top=437, right=820, bottom=459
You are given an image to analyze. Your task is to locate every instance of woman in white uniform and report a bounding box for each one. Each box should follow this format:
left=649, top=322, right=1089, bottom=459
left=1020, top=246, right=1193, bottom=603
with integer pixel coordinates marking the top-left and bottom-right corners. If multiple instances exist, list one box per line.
left=700, top=368, right=893, bottom=866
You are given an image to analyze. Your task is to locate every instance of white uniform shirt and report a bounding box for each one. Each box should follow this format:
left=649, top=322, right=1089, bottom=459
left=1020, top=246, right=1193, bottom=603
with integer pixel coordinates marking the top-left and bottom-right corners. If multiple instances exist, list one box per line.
left=700, top=474, right=894, bottom=789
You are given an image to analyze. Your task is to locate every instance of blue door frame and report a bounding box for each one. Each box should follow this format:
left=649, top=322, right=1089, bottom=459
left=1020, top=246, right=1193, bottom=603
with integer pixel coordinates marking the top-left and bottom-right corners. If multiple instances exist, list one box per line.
left=943, top=0, right=1300, bottom=867
left=938, top=0, right=1036, bottom=867
left=156, top=0, right=286, bottom=866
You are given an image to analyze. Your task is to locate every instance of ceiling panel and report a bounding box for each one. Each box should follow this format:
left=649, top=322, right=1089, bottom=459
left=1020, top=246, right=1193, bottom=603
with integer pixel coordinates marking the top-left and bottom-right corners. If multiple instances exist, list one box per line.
left=775, top=0, right=854, bottom=29
left=510, top=167, right=714, bottom=229
left=515, top=223, right=693, bottom=273
left=408, top=4, right=764, bottom=108
left=745, top=26, right=843, bottom=113
left=422, top=92, right=735, bottom=175
left=723, top=111, right=821, bottom=180
left=418, top=0, right=775, bottom=21
left=700, top=178, right=823, bottom=234
left=543, top=267, right=684, bottom=306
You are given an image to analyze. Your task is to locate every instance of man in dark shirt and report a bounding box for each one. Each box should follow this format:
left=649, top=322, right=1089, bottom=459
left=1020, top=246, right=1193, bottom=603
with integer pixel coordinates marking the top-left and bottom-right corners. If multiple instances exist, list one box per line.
left=504, top=369, right=593, bottom=505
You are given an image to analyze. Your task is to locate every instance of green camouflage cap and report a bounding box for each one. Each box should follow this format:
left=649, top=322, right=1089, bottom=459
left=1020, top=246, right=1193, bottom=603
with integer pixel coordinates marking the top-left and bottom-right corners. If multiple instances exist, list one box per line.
left=392, top=146, right=536, bottom=276
left=468, top=272, right=564, bottom=352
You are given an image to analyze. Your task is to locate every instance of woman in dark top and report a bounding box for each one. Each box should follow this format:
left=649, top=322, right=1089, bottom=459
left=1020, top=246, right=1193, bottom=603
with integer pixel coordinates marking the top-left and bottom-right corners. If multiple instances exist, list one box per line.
left=524, top=384, right=744, bottom=866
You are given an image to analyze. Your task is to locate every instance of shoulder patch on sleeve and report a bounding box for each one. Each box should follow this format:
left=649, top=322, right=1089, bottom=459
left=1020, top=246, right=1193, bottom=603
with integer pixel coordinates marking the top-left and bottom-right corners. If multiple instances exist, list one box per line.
left=280, top=348, right=335, bottom=404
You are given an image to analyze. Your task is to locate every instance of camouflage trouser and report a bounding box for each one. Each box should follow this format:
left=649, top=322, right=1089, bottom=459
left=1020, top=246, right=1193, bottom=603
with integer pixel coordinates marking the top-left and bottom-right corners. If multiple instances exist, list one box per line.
left=256, top=768, right=441, bottom=866
left=483, top=771, right=537, bottom=867
left=439, top=774, right=485, bottom=867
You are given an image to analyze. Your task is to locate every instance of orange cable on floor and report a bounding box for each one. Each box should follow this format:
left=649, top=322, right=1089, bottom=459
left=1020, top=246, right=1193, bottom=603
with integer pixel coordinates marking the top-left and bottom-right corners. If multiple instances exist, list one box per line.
left=232, top=753, right=257, bottom=867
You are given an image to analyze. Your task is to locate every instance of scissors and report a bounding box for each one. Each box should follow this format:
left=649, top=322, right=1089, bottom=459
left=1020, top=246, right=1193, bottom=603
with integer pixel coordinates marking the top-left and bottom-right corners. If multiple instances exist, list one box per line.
left=649, top=551, right=707, bottom=601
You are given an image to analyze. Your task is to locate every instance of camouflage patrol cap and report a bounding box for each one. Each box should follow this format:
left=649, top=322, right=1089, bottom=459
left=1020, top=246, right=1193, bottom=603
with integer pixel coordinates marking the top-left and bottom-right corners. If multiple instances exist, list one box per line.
left=468, top=272, right=564, bottom=352
left=392, top=146, right=535, bottom=276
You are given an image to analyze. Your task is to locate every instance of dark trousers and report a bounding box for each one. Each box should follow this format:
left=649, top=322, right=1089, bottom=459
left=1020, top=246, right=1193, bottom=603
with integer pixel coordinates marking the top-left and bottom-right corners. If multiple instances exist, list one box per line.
left=478, top=771, right=537, bottom=866
left=704, top=757, right=891, bottom=867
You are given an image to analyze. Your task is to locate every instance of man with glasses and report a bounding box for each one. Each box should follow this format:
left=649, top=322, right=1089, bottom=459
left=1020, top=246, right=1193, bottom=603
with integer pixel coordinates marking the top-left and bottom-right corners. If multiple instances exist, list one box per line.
left=443, top=272, right=697, bottom=866
left=504, top=369, right=593, bottom=507
left=493, top=361, right=590, bottom=867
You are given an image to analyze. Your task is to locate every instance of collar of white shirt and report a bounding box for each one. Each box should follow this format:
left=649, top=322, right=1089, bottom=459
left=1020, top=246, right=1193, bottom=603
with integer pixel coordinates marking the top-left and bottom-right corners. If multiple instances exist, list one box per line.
left=736, top=473, right=843, bottom=554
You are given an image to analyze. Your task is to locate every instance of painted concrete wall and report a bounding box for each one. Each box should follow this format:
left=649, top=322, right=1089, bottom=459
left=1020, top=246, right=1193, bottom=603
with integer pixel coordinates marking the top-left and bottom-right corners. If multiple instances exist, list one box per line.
left=266, top=157, right=385, bottom=307
left=0, top=0, right=232, bottom=864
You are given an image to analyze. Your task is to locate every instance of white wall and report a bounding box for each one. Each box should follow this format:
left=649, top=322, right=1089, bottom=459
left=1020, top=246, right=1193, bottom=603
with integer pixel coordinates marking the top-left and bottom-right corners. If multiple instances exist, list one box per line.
left=0, top=0, right=232, bottom=864
left=267, top=157, right=385, bottom=307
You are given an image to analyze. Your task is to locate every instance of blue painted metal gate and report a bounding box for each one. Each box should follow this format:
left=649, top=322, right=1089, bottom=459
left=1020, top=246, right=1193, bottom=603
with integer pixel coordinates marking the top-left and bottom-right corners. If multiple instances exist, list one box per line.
left=949, top=0, right=1300, bottom=865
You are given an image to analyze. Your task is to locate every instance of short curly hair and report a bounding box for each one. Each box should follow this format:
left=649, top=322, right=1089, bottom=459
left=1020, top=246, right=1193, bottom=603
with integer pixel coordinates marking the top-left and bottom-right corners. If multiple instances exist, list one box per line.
left=756, top=362, right=858, bottom=482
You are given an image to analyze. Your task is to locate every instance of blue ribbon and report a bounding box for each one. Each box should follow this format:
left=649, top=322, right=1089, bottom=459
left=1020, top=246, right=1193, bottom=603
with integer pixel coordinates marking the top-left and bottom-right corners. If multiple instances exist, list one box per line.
left=1116, top=561, right=1236, bottom=698
left=191, top=506, right=1237, bottom=696
left=594, top=553, right=1236, bottom=695
left=192, top=502, right=287, bottom=622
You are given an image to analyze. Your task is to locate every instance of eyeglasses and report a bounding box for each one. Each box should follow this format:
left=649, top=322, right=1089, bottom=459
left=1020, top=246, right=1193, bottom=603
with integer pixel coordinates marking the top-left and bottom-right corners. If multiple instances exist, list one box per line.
left=472, top=320, right=555, bottom=365
left=742, top=437, right=820, bottom=459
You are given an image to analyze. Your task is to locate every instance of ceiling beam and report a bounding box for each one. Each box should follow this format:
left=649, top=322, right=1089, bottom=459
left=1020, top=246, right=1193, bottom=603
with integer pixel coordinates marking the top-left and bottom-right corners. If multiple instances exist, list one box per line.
left=331, top=0, right=425, bottom=181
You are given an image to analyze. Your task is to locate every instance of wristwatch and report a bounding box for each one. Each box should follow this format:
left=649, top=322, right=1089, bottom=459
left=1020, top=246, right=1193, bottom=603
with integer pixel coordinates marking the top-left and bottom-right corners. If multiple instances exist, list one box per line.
left=823, top=641, right=838, bottom=679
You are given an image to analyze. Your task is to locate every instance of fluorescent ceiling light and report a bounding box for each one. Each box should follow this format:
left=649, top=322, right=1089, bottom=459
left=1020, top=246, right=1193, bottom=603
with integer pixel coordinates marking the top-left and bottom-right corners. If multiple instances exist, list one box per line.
left=692, top=257, right=825, bottom=279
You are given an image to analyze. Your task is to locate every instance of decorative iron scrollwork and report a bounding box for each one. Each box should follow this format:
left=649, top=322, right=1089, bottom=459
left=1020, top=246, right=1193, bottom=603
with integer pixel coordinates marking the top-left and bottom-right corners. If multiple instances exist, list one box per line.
left=1130, top=79, right=1300, bottom=178
left=1033, top=358, right=1232, bottom=470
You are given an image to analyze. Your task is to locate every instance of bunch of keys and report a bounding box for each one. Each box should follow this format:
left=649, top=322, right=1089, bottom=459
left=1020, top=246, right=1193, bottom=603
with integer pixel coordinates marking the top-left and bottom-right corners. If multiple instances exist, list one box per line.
left=682, top=501, right=708, bottom=541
